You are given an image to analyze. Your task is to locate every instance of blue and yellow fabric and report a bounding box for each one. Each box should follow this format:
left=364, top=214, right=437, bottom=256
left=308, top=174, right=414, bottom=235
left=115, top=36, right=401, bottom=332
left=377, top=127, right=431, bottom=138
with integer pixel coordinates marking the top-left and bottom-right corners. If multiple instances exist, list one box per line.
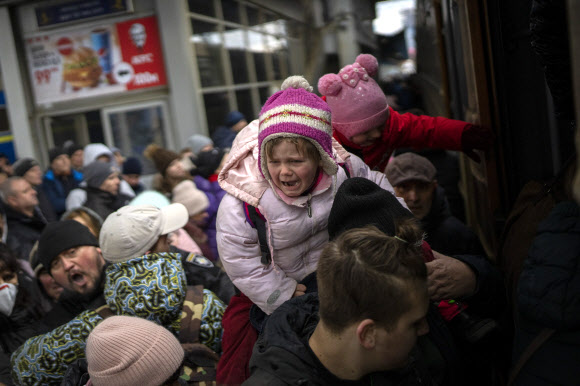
left=11, top=252, right=225, bottom=385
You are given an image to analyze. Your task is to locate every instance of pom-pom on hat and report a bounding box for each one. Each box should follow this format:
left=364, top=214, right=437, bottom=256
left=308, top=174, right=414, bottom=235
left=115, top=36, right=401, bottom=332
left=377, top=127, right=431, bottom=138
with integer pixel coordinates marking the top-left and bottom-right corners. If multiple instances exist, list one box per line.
left=318, top=54, right=390, bottom=139
left=86, top=315, right=184, bottom=386
left=258, top=75, right=338, bottom=181
left=144, top=144, right=180, bottom=176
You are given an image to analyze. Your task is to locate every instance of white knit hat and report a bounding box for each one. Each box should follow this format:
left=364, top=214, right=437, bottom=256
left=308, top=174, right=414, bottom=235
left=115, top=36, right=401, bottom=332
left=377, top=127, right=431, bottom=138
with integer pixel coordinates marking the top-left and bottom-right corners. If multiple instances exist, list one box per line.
left=86, top=315, right=184, bottom=386
left=171, top=180, right=210, bottom=217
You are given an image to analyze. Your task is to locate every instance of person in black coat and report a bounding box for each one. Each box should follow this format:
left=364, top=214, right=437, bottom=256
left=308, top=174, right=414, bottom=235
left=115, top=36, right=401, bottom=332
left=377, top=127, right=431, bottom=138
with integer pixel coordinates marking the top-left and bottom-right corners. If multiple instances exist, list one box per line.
left=511, top=200, right=580, bottom=385
left=0, top=177, right=47, bottom=263
left=247, top=226, right=435, bottom=385
left=0, top=244, right=44, bottom=379
left=80, top=161, right=132, bottom=221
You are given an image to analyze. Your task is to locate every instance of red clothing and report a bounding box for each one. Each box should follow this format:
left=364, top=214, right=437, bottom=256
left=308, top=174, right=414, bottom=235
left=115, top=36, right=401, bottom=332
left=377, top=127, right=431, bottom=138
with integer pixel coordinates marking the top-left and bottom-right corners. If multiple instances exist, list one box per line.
left=216, top=293, right=258, bottom=385
left=333, top=107, right=468, bottom=171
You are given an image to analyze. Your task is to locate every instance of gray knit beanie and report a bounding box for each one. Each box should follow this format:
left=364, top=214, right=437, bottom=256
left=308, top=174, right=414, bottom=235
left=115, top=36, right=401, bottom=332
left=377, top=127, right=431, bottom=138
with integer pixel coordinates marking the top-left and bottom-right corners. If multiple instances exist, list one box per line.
left=83, top=161, right=118, bottom=189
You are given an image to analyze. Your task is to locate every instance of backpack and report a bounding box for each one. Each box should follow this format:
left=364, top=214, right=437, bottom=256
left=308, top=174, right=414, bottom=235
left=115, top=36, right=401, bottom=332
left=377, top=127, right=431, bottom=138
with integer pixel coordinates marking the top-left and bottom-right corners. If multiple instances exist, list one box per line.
left=95, top=285, right=219, bottom=385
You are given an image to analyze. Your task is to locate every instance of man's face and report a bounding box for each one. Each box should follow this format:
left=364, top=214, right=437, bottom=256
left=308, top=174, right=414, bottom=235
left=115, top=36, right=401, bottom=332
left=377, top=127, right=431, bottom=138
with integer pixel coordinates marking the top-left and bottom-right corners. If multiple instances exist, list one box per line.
left=23, top=165, right=43, bottom=186
left=8, top=179, right=38, bottom=212
left=70, top=150, right=84, bottom=170
left=51, top=154, right=71, bottom=175
left=50, top=246, right=105, bottom=295
left=123, top=173, right=141, bottom=188
left=371, top=286, right=430, bottom=371
left=393, top=180, right=436, bottom=219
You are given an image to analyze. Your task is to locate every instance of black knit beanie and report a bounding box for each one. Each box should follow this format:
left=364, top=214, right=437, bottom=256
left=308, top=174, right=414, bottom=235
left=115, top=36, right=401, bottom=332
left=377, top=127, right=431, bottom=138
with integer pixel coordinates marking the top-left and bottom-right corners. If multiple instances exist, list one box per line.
left=38, top=220, right=99, bottom=272
left=191, top=148, right=226, bottom=179
left=328, top=177, right=413, bottom=240
left=12, top=158, right=39, bottom=177
left=49, top=147, right=67, bottom=164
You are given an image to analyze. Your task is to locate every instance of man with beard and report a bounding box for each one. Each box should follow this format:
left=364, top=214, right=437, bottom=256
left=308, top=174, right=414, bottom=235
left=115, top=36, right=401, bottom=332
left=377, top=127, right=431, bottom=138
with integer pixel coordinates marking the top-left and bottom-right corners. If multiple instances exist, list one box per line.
left=34, top=220, right=106, bottom=332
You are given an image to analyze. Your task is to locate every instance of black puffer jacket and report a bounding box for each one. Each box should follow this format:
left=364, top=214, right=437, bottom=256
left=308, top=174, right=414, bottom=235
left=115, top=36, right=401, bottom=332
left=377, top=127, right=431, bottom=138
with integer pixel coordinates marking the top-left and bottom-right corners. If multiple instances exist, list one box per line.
left=83, top=187, right=132, bottom=221
left=512, top=201, right=580, bottom=385
left=245, top=293, right=462, bottom=386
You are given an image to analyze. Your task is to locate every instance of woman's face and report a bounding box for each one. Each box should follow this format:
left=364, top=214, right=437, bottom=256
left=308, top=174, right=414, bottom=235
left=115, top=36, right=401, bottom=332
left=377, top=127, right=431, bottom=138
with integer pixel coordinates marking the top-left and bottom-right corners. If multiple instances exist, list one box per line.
left=38, top=271, right=64, bottom=301
left=0, top=265, right=18, bottom=286
left=99, top=173, right=121, bottom=195
left=166, top=159, right=187, bottom=179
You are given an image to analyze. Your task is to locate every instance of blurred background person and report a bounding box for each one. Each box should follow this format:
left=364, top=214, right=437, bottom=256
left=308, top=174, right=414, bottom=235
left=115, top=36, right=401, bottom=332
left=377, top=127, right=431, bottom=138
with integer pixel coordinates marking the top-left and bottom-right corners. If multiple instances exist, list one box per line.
left=122, top=156, right=145, bottom=196
left=12, top=157, right=56, bottom=222
left=42, top=147, right=82, bottom=217
left=212, top=110, right=247, bottom=149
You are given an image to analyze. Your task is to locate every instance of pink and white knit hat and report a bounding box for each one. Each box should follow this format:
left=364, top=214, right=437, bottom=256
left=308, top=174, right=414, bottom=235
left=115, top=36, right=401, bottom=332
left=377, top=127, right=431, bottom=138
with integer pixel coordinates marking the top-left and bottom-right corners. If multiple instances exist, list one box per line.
left=318, top=54, right=390, bottom=139
left=258, top=76, right=338, bottom=180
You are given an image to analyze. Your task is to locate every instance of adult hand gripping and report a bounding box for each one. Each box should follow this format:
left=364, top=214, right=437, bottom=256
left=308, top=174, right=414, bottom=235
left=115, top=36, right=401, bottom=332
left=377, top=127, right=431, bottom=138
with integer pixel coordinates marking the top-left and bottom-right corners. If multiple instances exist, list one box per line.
left=426, top=250, right=477, bottom=301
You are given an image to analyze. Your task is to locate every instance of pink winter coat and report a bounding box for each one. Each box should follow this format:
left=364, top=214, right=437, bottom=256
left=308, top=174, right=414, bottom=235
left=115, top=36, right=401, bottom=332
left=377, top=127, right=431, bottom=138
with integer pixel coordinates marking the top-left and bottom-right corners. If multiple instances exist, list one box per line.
left=216, top=120, right=404, bottom=314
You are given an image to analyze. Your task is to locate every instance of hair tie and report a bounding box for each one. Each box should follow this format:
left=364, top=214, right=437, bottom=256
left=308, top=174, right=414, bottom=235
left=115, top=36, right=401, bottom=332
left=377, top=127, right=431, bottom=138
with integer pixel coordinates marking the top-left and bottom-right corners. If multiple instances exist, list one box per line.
left=394, top=236, right=408, bottom=243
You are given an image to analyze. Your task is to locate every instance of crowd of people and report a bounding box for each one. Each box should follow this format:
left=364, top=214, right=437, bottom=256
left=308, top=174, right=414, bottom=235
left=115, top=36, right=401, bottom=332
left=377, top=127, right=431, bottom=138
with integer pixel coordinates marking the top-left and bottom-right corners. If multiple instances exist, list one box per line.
left=0, top=53, right=577, bottom=386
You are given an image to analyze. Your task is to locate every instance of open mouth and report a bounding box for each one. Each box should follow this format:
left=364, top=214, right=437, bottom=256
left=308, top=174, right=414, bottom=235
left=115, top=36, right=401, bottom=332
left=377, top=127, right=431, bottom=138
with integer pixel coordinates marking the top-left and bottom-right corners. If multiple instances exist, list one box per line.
left=281, top=181, right=298, bottom=187
left=70, top=273, right=86, bottom=286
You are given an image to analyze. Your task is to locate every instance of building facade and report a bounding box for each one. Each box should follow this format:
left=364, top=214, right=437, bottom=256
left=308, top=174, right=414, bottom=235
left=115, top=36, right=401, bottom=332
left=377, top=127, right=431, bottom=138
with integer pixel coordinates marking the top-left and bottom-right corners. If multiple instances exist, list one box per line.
left=0, top=0, right=378, bottom=171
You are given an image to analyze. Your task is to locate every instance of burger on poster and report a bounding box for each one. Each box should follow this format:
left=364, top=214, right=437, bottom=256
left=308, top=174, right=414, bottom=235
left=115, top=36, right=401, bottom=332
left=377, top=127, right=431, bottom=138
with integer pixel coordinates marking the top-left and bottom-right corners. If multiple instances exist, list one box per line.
left=62, top=46, right=102, bottom=88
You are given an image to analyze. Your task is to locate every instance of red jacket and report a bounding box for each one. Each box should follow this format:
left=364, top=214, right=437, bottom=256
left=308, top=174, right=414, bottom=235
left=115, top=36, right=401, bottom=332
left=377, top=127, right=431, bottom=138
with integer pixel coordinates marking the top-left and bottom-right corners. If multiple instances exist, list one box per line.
left=333, top=106, right=469, bottom=171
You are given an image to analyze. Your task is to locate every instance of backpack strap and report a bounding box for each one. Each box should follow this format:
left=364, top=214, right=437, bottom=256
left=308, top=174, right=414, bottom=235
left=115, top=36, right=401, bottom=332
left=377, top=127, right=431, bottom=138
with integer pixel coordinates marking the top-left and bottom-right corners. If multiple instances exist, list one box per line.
left=94, top=305, right=115, bottom=319
left=244, top=203, right=271, bottom=265
left=339, top=162, right=351, bottom=178
left=243, top=163, right=350, bottom=267
left=507, top=328, right=555, bottom=385
left=179, top=285, right=219, bottom=384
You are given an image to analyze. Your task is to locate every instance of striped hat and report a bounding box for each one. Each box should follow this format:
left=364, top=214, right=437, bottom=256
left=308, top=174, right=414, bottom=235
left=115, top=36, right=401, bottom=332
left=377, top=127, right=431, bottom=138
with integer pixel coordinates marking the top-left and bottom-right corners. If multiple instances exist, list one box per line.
left=258, top=75, right=338, bottom=181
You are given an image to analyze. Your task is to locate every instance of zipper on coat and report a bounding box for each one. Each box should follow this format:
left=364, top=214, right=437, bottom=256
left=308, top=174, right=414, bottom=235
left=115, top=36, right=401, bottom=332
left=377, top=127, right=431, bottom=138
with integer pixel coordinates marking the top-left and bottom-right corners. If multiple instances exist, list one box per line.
left=306, top=194, right=312, bottom=218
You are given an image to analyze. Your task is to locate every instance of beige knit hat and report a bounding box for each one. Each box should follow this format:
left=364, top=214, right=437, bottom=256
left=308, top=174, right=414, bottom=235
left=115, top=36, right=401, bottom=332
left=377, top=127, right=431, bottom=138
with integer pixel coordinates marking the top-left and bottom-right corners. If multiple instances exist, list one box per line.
left=172, top=180, right=209, bottom=216
left=86, top=315, right=184, bottom=386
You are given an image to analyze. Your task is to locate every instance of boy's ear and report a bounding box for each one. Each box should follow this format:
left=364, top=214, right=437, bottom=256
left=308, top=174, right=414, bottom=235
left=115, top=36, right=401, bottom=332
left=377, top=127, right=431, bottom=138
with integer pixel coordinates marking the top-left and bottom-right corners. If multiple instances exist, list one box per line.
left=356, top=319, right=377, bottom=350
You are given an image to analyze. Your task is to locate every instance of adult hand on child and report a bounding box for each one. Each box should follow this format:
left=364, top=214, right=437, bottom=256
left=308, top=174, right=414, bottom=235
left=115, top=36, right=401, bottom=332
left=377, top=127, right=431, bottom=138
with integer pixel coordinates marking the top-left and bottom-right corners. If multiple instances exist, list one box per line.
left=292, top=284, right=307, bottom=298
left=461, top=125, right=494, bottom=162
left=426, top=251, right=477, bottom=301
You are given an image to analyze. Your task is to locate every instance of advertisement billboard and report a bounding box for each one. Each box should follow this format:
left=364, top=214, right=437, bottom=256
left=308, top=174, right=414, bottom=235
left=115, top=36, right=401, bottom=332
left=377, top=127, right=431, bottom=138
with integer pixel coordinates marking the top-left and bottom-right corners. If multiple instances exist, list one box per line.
left=25, top=15, right=167, bottom=106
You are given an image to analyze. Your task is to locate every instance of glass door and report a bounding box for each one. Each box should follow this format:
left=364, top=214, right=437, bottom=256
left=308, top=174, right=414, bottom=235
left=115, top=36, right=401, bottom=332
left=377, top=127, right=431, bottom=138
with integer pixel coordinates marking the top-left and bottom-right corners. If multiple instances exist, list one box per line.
left=43, top=110, right=102, bottom=149
left=101, top=100, right=172, bottom=175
